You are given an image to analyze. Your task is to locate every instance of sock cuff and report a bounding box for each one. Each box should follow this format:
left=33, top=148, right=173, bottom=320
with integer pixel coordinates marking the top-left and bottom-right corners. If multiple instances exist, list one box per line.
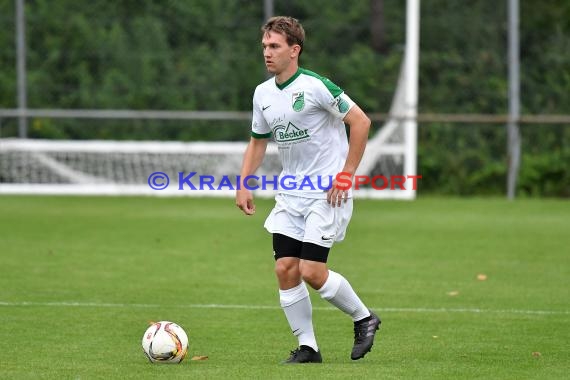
left=317, top=270, right=343, bottom=300
left=279, top=282, right=309, bottom=307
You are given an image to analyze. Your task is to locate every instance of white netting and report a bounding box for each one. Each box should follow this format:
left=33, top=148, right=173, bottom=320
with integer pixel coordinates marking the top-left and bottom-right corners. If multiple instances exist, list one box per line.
left=0, top=128, right=413, bottom=197
left=0, top=9, right=418, bottom=199
left=354, top=52, right=418, bottom=199
left=0, top=61, right=417, bottom=199
left=0, top=120, right=414, bottom=198
left=0, top=139, right=280, bottom=196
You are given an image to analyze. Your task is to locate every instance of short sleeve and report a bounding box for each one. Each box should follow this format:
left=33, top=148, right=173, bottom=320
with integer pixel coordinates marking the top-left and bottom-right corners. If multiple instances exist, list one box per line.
left=251, top=88, right=271, bottom=139
left=326, top=92, right=355, bottom=119
left=313, top=77, right=355, bottom=120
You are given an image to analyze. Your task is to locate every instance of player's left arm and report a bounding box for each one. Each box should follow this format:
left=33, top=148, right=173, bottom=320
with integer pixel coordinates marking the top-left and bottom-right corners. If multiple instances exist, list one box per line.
left=327, top=104, right=371, bottom=206
left=341, top=105, right=371, bottom=177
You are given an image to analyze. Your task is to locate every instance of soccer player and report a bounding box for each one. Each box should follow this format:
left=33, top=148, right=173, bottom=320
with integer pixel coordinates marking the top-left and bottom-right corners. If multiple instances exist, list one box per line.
left=236, top=16, right=381, bottom=364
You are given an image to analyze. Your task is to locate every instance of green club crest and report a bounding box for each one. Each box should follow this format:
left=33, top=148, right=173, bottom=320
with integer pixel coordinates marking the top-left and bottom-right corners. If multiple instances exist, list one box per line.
left=337, top=97, right=350, bottom=113
left=292, top=91, right=305, bottom=112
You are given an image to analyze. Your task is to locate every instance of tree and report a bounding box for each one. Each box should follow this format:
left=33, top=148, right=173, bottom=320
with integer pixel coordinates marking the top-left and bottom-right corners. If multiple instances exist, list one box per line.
left=370, top=0, right=388, bottom=54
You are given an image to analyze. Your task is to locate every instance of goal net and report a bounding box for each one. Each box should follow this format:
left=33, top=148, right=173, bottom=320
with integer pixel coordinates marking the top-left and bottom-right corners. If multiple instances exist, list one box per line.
left=0, top=110, right=414, bottom=198
left=0, top=66, right=417, bottom=200
left=0, top=139, right=282, bottom=197
left=0, top=1, right=419, bottom=199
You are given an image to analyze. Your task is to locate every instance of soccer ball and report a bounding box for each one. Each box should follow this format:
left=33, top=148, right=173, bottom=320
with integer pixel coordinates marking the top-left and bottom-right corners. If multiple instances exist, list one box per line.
left=142, top=321, right=189, bottom=364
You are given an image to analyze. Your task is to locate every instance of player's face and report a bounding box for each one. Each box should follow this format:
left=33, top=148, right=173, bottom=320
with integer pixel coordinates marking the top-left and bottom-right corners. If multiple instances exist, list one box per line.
left=261, top=31, right=298, bottom=75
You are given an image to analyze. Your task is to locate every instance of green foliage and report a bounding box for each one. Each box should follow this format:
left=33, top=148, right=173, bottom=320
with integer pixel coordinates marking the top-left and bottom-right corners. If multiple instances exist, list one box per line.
left=418, top=123, right=507, bottom=196
left=518, top=124, right=570, bottom=197
left=419, top=122, right=569, bottom=197
left=0, top=1, right=16, bottom=108
left=1, top=1, right=568, bottom=114
left=420, top=1, right=509, bottom=113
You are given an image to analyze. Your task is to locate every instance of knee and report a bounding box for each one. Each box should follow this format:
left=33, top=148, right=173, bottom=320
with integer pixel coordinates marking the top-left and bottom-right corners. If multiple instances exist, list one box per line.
left=274, top=259, right=299, bottom=281
left=299, top=261, right=328, bottom=289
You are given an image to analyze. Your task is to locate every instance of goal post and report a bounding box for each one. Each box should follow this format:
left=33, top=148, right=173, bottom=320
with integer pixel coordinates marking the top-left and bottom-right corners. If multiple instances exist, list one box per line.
left=0, top=0, right=419, bottom=199
left=356, top=0, right=419, bottom=199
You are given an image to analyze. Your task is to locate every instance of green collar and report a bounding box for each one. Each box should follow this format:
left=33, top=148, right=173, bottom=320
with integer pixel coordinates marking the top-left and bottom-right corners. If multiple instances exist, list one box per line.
left=276, top=68, right=302, bottom=90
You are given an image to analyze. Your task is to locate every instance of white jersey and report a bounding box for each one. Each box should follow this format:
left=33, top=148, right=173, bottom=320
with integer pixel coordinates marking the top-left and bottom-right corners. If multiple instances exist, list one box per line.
left=251, top=68, right=355, bottom=199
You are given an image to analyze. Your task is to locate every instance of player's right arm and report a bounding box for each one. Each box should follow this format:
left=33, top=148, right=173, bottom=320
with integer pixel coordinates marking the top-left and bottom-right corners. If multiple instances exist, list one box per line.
left=236, top=136, right=269, bottom=215
left=238, top=86, right=271, bottom=215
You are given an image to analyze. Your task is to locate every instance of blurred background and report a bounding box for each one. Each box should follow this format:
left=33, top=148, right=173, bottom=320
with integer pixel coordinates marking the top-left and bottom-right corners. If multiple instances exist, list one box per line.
left=0, top=0, right=568, bottom=197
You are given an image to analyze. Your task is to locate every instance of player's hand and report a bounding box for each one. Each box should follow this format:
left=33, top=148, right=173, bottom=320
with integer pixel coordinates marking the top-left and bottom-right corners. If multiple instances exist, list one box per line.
left=327, top=177, right=350, bottom=208
left=236, top=189, right=256, bottom=215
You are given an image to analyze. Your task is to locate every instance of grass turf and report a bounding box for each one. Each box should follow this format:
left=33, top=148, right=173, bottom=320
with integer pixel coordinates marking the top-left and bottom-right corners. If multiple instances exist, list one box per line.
left=0, top=196, right=568, bottom=379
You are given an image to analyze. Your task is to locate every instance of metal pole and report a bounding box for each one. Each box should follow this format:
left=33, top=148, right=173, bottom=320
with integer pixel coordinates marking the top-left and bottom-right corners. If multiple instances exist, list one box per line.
left=264, top=0, right=274, bottom=22
left=263, top=0, right=274, bottom=79
left=403, top=0, right=420, bottom=199
left=507, top=0, right=521, bottom=199
left=16, top=0, right=28, bottom=138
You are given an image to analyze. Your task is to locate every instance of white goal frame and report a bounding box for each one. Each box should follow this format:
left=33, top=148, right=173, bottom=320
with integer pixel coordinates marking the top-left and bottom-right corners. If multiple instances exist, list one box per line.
left=356, top=0, right=419, bottom=199
left=0, top=0, right=419, bottom=199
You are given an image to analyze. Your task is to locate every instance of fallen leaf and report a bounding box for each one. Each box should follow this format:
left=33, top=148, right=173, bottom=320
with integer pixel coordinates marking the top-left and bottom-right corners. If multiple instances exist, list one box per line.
left=447, top=290, right=459, bottom=296
left=477, top=274, right=487, bottom=281
left=191, top=355, right=209, bottom=361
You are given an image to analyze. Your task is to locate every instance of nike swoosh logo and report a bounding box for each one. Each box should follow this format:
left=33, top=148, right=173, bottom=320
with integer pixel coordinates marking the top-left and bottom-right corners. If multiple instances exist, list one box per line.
left=262, top=105, right=271, bottom=111
left=321, top=235, right=334, bottom=241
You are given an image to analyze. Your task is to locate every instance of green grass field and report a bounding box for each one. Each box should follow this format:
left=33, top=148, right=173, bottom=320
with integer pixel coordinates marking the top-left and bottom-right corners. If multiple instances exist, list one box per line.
left=0, top=196, right=568, bottom=379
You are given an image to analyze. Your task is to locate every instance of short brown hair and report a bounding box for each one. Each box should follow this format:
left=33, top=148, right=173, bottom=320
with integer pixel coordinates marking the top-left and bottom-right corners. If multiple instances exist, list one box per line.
left=262, top=16, right=305, bottom=55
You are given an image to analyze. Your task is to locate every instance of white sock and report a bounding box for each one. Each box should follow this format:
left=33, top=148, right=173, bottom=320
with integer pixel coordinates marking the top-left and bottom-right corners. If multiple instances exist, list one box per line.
left=317, top=270, right=370, bottom=322
left=279, top=282, right=318, bottom=352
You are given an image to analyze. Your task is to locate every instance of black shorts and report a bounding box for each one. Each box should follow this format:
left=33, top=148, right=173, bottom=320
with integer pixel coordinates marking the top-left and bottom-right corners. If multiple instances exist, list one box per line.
left=273, top=233, right=330, bottom=263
